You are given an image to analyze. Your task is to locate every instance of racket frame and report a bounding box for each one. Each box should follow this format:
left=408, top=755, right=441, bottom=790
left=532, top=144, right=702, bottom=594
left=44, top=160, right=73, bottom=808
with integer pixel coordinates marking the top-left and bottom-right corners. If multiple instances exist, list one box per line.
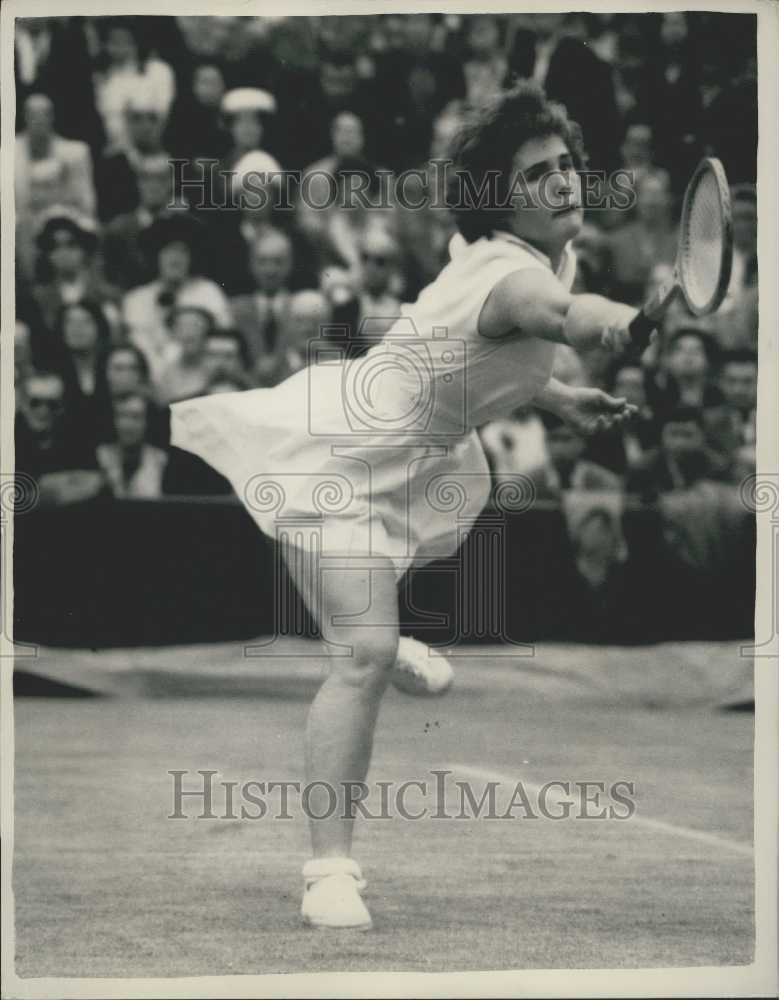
left=627, top=156, right=734, bottom=352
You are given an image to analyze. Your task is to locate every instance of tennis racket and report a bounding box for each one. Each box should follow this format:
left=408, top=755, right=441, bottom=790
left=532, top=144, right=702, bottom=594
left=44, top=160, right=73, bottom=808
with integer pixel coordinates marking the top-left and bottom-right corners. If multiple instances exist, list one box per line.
left=628, top=156, right=733, bottom=353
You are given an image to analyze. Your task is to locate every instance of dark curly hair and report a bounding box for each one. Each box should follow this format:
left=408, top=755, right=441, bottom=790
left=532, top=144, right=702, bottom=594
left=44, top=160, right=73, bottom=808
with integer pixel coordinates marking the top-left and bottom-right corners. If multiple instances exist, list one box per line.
left=447, top=82, right=587, bottom=243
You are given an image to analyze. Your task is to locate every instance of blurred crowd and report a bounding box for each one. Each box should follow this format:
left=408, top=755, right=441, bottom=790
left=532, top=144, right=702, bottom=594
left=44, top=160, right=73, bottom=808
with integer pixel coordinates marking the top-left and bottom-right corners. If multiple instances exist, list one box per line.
left=13, top=13, right=757, bottom=605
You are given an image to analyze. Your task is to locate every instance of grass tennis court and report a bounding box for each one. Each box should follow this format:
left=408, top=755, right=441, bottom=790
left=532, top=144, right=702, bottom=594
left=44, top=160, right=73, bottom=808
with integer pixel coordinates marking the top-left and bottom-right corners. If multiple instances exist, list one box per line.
left=13, top=642, right=754, bottom=976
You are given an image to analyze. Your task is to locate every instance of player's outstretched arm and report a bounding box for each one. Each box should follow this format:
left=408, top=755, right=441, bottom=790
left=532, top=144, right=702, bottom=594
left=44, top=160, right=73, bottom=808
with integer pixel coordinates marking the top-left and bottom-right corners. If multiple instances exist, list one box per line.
left=479, top=268, right=639, bottom=353
left=534, top=377, right=637, bottom=435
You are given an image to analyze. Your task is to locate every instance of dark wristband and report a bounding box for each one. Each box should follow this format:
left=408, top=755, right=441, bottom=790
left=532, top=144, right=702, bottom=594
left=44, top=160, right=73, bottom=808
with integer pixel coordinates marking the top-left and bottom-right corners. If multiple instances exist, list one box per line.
left=628, top=310, right=658, bottom=354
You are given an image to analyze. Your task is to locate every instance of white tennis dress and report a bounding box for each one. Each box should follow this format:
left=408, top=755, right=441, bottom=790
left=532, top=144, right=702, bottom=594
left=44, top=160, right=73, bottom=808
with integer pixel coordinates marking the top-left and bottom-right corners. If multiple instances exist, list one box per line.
left=170, top=231, right=576, bottom=579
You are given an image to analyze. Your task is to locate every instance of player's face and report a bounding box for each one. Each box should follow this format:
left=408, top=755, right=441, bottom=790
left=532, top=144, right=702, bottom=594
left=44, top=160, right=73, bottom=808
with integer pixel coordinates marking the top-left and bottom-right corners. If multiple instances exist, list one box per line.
left=509, top=135, right=582, bottom=260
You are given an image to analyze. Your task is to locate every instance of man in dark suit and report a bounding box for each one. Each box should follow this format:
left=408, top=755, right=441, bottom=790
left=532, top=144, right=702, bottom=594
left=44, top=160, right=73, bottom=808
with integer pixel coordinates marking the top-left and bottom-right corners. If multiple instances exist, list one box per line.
left=101, top=154, right=181, bottom=290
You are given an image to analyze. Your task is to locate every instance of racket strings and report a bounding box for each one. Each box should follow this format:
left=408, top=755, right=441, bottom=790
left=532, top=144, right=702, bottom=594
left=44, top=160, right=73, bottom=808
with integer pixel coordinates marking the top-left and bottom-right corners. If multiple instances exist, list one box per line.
left=679, top=169, right=727, bottom=311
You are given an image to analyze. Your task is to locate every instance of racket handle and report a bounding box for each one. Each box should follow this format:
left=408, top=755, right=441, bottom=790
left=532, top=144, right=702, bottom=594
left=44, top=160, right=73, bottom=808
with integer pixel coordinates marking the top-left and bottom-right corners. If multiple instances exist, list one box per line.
left=628, top=310, right=658, bottom=354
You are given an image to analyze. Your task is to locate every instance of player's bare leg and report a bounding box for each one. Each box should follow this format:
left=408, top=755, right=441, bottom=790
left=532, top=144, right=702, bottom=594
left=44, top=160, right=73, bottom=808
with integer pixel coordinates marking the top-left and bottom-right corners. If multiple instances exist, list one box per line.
left=282, top=547, right=399, bottom=929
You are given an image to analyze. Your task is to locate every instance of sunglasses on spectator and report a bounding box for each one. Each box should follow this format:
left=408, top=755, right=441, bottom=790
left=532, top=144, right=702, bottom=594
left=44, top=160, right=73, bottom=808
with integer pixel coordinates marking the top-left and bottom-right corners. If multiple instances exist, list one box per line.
left=361, top=253, right=390, bottom=266
left=28, top=397, right=63, bottom=409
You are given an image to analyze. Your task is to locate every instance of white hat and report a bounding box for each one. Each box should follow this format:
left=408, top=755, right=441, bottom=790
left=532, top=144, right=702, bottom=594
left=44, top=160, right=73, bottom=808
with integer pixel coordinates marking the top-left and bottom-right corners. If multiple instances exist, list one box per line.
left=221, top=87, right=277, bottom=115
left=233, top=150, right=283, bottom=188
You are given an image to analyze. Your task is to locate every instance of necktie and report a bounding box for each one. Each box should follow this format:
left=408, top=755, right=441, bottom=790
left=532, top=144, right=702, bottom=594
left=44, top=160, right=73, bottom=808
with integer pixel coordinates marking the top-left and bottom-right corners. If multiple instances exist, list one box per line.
left=264, top=296, right=278, bottom=352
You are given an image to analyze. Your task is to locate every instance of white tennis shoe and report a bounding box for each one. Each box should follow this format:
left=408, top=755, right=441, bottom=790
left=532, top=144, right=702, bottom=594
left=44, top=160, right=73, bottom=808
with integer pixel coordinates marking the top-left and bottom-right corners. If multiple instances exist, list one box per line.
left=391, top=636, right=454, bottom=696
left=301, top=858, right=372, bottom=930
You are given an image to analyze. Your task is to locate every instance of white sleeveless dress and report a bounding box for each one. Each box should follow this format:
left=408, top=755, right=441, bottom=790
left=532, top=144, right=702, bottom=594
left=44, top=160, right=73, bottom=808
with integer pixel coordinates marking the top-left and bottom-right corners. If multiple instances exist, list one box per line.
left=170, top=231, right=576, bottom=579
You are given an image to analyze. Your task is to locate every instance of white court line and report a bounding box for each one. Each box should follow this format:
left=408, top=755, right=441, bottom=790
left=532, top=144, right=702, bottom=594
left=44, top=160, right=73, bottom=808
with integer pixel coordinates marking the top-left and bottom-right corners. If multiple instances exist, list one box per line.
left=453, top=764, right=754, bottom=860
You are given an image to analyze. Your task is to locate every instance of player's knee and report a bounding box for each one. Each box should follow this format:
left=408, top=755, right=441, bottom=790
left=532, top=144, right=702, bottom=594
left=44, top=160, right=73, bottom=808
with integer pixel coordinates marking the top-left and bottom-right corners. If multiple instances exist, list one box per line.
left=335, top=633, right=398, bottom=689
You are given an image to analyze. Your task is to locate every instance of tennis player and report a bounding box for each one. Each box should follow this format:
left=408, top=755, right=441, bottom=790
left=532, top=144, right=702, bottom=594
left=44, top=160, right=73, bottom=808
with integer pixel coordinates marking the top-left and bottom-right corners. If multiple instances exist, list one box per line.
left=170, top=82, right=644, bottom=930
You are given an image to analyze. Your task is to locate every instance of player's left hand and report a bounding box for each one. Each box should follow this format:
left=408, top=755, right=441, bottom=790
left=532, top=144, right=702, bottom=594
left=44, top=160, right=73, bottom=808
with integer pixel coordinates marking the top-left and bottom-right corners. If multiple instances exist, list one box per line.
left=560, top=387, right=638, bottom=436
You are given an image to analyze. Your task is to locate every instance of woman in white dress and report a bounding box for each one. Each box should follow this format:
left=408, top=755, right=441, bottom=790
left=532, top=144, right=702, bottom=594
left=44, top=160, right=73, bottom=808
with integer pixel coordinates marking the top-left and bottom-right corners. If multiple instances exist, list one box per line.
left=170, top=83, right=643, bottom=929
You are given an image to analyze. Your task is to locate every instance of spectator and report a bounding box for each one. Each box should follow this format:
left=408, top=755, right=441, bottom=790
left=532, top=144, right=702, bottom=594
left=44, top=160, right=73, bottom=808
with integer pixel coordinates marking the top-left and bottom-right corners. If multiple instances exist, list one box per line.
left=297, top=111, right=374, bottom=253
left=101, top=155, right=181, bottom=291
left=92, top=17, right=175, bottom=155
left=301, top=49, right=378, bottom=166
left=461, top=15, right=510, bottom=110
left=255, top=289, right=331, bottom=388
left=356, top=229, right=402, bottom=337
left=626, top=405, right=727, bottom=498
left=205, top=150, right=319, bottom=295
left=100, top=344, right=169, bottom=445
left=618, top=121, right=670, bottom=191
left=507, top=12, right=622, bottom=172
left=302, top=110, right=366, bottom=182
left=204, top=329, right=252, bottom=385
left=393, top=110, right=461, bottom=296
left=104, top=343, right=151, bottom=397
left=593, top=120, right=672, bottom=233
left=325, top=159, right=397, bottom=280
left=229, top=227, right=296, bottom=363
left=14, top=321, right=36, bottom=389
left=220, top=88, right=278, bottom=169
left=155, top=306, right=215, bottom=404
left=570, top=506, right=627, bottom=595
left=122, top=214, right=231, bottom=384
left=14, top=18, right=100, bottom=145
left=702, top=283, right=758, bottom=353
left=571, top=223, right=610, bottom=295
left=15, top=370, right=104, bottom=506
left=15, top=93, right=96, bottom=220
left=703, top=348, right=757, bottom=480
left=16, top=159, right=81, bottom=283
left=725, top=184, right=758, bottom=302
left=527, top=411, right=623, bottom=498
left=651, top=327, right=721, bottom=413
left=95, top=89, right=171, bottom=223
left=372, top=13, right=464, bottom=171
left=607, top=173, right=678, bottom=305
left=164, top=63, right=230, bottom=161
left=96, top=392, right=168, bottom=498
left=644, top=13, right=703, bottom=191
left=53, top=299, right=113, bottom=445
left=31, top=209, right=118, bottom=340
